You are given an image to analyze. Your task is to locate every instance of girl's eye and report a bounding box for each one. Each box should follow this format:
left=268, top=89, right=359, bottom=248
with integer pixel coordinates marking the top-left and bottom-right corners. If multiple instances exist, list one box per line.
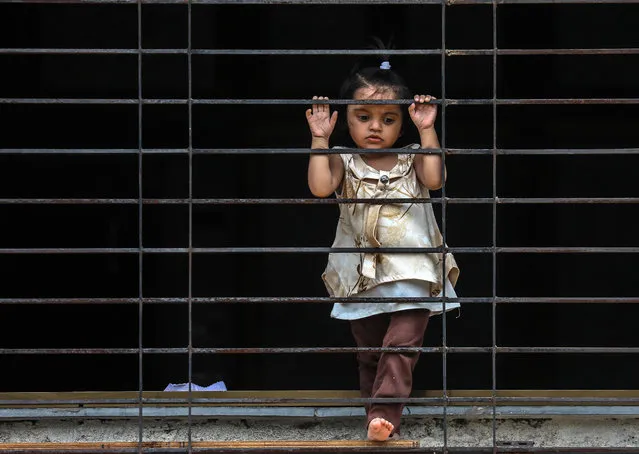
left=384, top=117, right=396, bottom=125
left=358, top=115, right=369, bottom=122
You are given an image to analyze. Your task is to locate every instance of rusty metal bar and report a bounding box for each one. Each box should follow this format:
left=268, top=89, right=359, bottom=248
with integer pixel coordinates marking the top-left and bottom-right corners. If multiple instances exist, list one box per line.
left=448, top=48, right=639, bottom=56
left=0, top=0, right=447, bottom=3
left=5, top=47, right=639, bottom=56
left=447, top=98, right=639, bottom=105
left=0, top=296, right=638, bottom=305
left=1, top=147, right=638, bottom=155
left=136, top=0, right=145, bottom=449
left=1, top=0, right=638, bottom=4
left=0, top=48, right=441, bottom=55
left=205, top=147, right=639, bottom=156
left=2, top=97, right=639, bottom=105
left=0, top=246, right=636, bottom=254
left=187, top=1, right=195, bottom=450
left=452, top=0, right=639, bottom=3
left=3, top=346, right=639, bottom=355
left=1, top=197, right=638, bottom=205
left=491, top=0, right=499, bottom=449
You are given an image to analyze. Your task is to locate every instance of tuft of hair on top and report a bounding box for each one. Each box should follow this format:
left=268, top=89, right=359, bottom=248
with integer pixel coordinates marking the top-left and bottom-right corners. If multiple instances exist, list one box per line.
left=338, top=36, right=411, bottom=102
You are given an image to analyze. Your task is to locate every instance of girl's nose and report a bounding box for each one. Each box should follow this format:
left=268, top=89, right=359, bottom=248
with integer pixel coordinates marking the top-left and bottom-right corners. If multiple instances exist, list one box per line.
left=370, top=119, right=382, bottom=131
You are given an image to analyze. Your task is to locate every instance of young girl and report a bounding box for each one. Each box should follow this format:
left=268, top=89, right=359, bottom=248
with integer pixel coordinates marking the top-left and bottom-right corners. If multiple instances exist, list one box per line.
left=305, top=59, right=460, bottom=441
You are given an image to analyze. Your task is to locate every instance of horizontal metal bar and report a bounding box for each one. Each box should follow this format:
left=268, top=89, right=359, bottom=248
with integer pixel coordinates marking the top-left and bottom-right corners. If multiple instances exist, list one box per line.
left=1, top=147, right=638, bottom=155
left=196, top=49, right=441, bottom=55
left=4, top=48, right=639, bottom=56
left=448, top=98, right=639, bottom=106
left=0, top=197, right=638, bottom=205
left=489, top=148, right=639, bottom=156
left=455, top=0, right=639, bottom=3
left=448, top=48, right=639, bottom=56
left=0, top=48, right=440, bottom=56
left=0, top=98, right=430, bottom=105
left=200, top=147, right=639, bottom=156
left=0, top=297, right=638, bottom=305
left=0, top=148, right=150, bottom=154
left=0, top=0, right=447, bottom=3
left=0, top=98, right=181, bottom=105
left=3, top=346, right=639, bottom=355
left=1, top=0, right=638, bottom=4
left=496, top=297, right=639, bottom=304
left=0, top=347, right=450, bottom=355
left=2, top=97, right=639, bottom=105
left=0, top=247, right=636, bottom=254
left=0, top=48, right=142, bottom=55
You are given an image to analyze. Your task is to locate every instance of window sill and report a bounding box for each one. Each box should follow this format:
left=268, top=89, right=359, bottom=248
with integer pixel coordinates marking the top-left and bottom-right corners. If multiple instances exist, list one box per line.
left=1, top=390, right=638, bottom=420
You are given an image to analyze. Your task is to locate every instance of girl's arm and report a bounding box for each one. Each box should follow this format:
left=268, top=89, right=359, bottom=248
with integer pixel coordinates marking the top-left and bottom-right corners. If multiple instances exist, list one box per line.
left=306, top=96, right=344, bottom=197
left=409, top=94, right=446, bottom=190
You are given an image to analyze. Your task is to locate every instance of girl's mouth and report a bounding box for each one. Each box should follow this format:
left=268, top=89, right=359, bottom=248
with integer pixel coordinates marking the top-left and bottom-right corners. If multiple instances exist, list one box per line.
left=366, top=136, right=382, bottom=143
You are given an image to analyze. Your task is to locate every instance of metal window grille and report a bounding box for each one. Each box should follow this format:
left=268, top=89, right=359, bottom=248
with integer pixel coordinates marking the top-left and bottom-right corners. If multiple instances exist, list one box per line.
left=0, top=0, right=638, bottom=453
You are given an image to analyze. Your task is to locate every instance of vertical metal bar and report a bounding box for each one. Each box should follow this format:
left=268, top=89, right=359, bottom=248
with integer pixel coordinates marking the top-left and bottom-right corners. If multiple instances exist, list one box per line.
left=491, top=0, right=498, bottom=452
left=187, top=0, right=194, bottom=453
left=440, top=2, right=448, bottom=453
left=137, top=1, right=145, bottom=453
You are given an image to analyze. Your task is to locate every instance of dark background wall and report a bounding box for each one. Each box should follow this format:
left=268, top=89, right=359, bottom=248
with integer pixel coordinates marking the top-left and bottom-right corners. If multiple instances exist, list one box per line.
left=0, top=3, right=637, bottom=392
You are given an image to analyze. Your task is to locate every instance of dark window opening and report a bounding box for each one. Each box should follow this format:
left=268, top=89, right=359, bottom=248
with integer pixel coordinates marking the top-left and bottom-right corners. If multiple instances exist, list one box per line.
left=0, top=2, right=637, bottom=398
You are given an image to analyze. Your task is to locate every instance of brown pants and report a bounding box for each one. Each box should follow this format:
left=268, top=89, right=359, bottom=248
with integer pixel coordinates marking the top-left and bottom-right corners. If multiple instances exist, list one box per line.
left=349, top=309, right=430, bottom=435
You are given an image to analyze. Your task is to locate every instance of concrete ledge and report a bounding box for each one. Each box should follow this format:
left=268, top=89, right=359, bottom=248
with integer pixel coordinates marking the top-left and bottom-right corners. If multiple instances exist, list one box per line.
left=1, top=418, right=638, bottom=448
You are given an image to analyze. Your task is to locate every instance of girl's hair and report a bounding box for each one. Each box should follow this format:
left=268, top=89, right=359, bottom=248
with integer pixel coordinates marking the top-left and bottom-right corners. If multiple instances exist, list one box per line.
left=335, top=53, right=412, bottom=147
left=338, top=63, right=411, bottom=102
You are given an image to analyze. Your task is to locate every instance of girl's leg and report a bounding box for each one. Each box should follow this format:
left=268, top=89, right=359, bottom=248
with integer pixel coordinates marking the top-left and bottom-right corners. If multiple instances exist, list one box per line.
left=367, top=309, right=430, bottom=436
left=350, top=313, right=389, bottom=416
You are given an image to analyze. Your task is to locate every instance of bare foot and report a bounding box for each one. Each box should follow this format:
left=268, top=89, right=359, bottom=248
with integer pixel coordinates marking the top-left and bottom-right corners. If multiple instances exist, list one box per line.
left=367, top=417, right=394, bottom=441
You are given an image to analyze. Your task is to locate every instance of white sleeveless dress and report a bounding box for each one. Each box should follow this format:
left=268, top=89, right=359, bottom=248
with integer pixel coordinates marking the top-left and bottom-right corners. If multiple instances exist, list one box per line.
left=322, top=145, right=460, bottom=320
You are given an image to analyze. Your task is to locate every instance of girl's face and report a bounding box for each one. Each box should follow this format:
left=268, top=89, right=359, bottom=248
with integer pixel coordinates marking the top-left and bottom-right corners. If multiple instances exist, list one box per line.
left=347, top=86, right=403, bottom=149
